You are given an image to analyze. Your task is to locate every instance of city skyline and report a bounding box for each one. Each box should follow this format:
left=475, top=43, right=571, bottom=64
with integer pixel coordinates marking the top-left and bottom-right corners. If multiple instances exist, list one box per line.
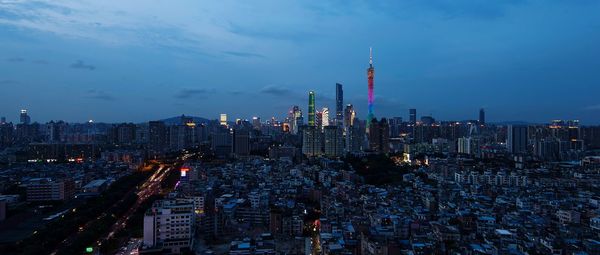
left=3, top=2, right=600, bottom=254
left=1, top=1, right=600, bottom=124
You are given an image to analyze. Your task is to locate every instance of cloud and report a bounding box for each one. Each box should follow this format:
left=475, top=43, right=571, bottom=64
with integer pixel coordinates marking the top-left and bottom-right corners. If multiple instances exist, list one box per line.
left=0, top=1, right=230, bottom=53
left=228, top=22, right=316, bottom=42
left=369, top=0, right=526, bottom=20
left=86, top=89, right=115, bottom=101
left=584, top=104, right=600, bottom=111
left=70, top=60, right=96, bottom=70
left=223, top=51, right=265, bottom=59
left=260, top=85, right=292, bottom=96
left=174, top=88, right=216, bottom=99
left=6, top=57, right=24, bottom=62
left=228, top=90, right=244, bottom=95
left=0, top=79, right=21, bottom=85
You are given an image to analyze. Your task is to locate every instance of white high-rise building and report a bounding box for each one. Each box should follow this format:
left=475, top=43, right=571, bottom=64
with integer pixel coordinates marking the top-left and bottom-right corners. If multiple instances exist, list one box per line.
left=143, top=199, right=195, bottom=254
left=287, top=106, right=304, bottom=135
left=321, top=107, right=330, bottom=129
left=220, top=114, right=227, bottom=126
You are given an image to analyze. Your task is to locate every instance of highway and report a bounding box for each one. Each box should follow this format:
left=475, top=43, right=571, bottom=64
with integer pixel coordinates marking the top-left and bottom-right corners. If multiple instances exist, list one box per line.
left=102, top=164, right=171, bottom=241
left=49, top=164, right=172, bottom=255
left=102, top=153, right=193, bottom=254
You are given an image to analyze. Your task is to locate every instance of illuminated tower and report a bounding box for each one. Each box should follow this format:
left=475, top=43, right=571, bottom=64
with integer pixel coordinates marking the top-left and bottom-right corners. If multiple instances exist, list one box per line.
left=308, top=91, right=316, bottom=126
left=366, top=47, right=375, bottom=130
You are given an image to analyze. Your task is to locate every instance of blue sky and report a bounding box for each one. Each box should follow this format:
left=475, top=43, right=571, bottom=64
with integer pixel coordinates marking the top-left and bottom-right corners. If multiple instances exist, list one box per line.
left=1, top=0, right=599, bottom=123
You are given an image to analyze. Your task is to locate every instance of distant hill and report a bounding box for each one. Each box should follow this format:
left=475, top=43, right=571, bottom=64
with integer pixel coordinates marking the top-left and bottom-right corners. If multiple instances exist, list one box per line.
left=160, top=115, right=211, bottom=125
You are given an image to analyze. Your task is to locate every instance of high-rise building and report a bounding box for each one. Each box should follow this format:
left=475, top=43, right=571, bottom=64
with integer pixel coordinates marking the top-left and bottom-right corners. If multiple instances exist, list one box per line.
left=346, top=121, right=364, bottom=153
left=302, top=126, right=322, bottom=157
left=233, top=129, right=250, bottom=157
left=409, top=109, right=417, bottom=124
left=321, top=107, right=330, bottom=129
left=46, top=120, right=66, bottom=143
left=252, top=117, right=261, bottom=130
left=211, top=127, right=232, bottom=158
left=366, top=48, right=375, bottom=130
left=112, top=123, right=137, bottom=145
left=479, top=108, right=485, bottom=125
left=0, top=117, right=5, bottom=124
left=507, top=125, right=528, bottom=154
left=316, top=111, right=323, bottom=129
left=534, top=138, right=560, bottom=161
left=389, top=117, right=403, bottom=137
left=148, top=121, right=167, bottom=151
left=289, top=106, right=303, bottom=135
left=344, top=104, right=356, bottom=128
left=143, top=199, right=195, bottom=254
left=0, top=122, right=13, bottom=149
left=368, top=118, right=389, bottom=153
left=20, top=109, right=30, bottom=125
left=308, top=91, right=316, bottom=127
left=15, top=122, right=40, bottom=143
left=168, top=123, right=196, bottom=150
left=335, top=83, right=343, bottom=126
left=220, top=114, right=227, bottom=126
left=323, top=126, right=344, bottom=157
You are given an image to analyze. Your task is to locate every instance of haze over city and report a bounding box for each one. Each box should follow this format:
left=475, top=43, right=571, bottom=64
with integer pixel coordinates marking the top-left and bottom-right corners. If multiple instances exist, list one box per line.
left=1, top=0, right=600, bottom=123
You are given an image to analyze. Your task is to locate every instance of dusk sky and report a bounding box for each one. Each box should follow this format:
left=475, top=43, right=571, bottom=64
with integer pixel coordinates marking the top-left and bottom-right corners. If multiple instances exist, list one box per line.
left=1, top=0, right=599, bottom=124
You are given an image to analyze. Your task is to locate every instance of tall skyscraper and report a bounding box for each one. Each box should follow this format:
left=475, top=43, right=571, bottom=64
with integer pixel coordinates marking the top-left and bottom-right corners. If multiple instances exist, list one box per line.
left=344, top=104, right=356, bottom=128
left=366, top=48, right=375, bottom=130
left=290, top=106, right=303, bottom=135
left=20, top=109, right=30, bottom=125
left=507, top=125, right=528, bottom=154
left=479, top=108, right=485, bottom=125
left=308, top=91, right=316, bottom=126
left=321, top=107, right=330, bottom=129
left=335, top=83, right=343, bottom=126
left=409, top=109, right=417, bottom=124
left=220, top=114, right=227, bottom=126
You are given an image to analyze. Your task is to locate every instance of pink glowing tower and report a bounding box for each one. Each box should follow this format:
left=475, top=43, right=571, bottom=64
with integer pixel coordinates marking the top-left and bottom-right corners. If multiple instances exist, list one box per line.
left=366, top=47, right=375, bottom=130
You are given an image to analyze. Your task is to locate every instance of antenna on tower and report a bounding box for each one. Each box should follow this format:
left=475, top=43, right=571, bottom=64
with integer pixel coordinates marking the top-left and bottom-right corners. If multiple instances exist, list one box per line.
left=369, top=47, right=373, bottom=65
